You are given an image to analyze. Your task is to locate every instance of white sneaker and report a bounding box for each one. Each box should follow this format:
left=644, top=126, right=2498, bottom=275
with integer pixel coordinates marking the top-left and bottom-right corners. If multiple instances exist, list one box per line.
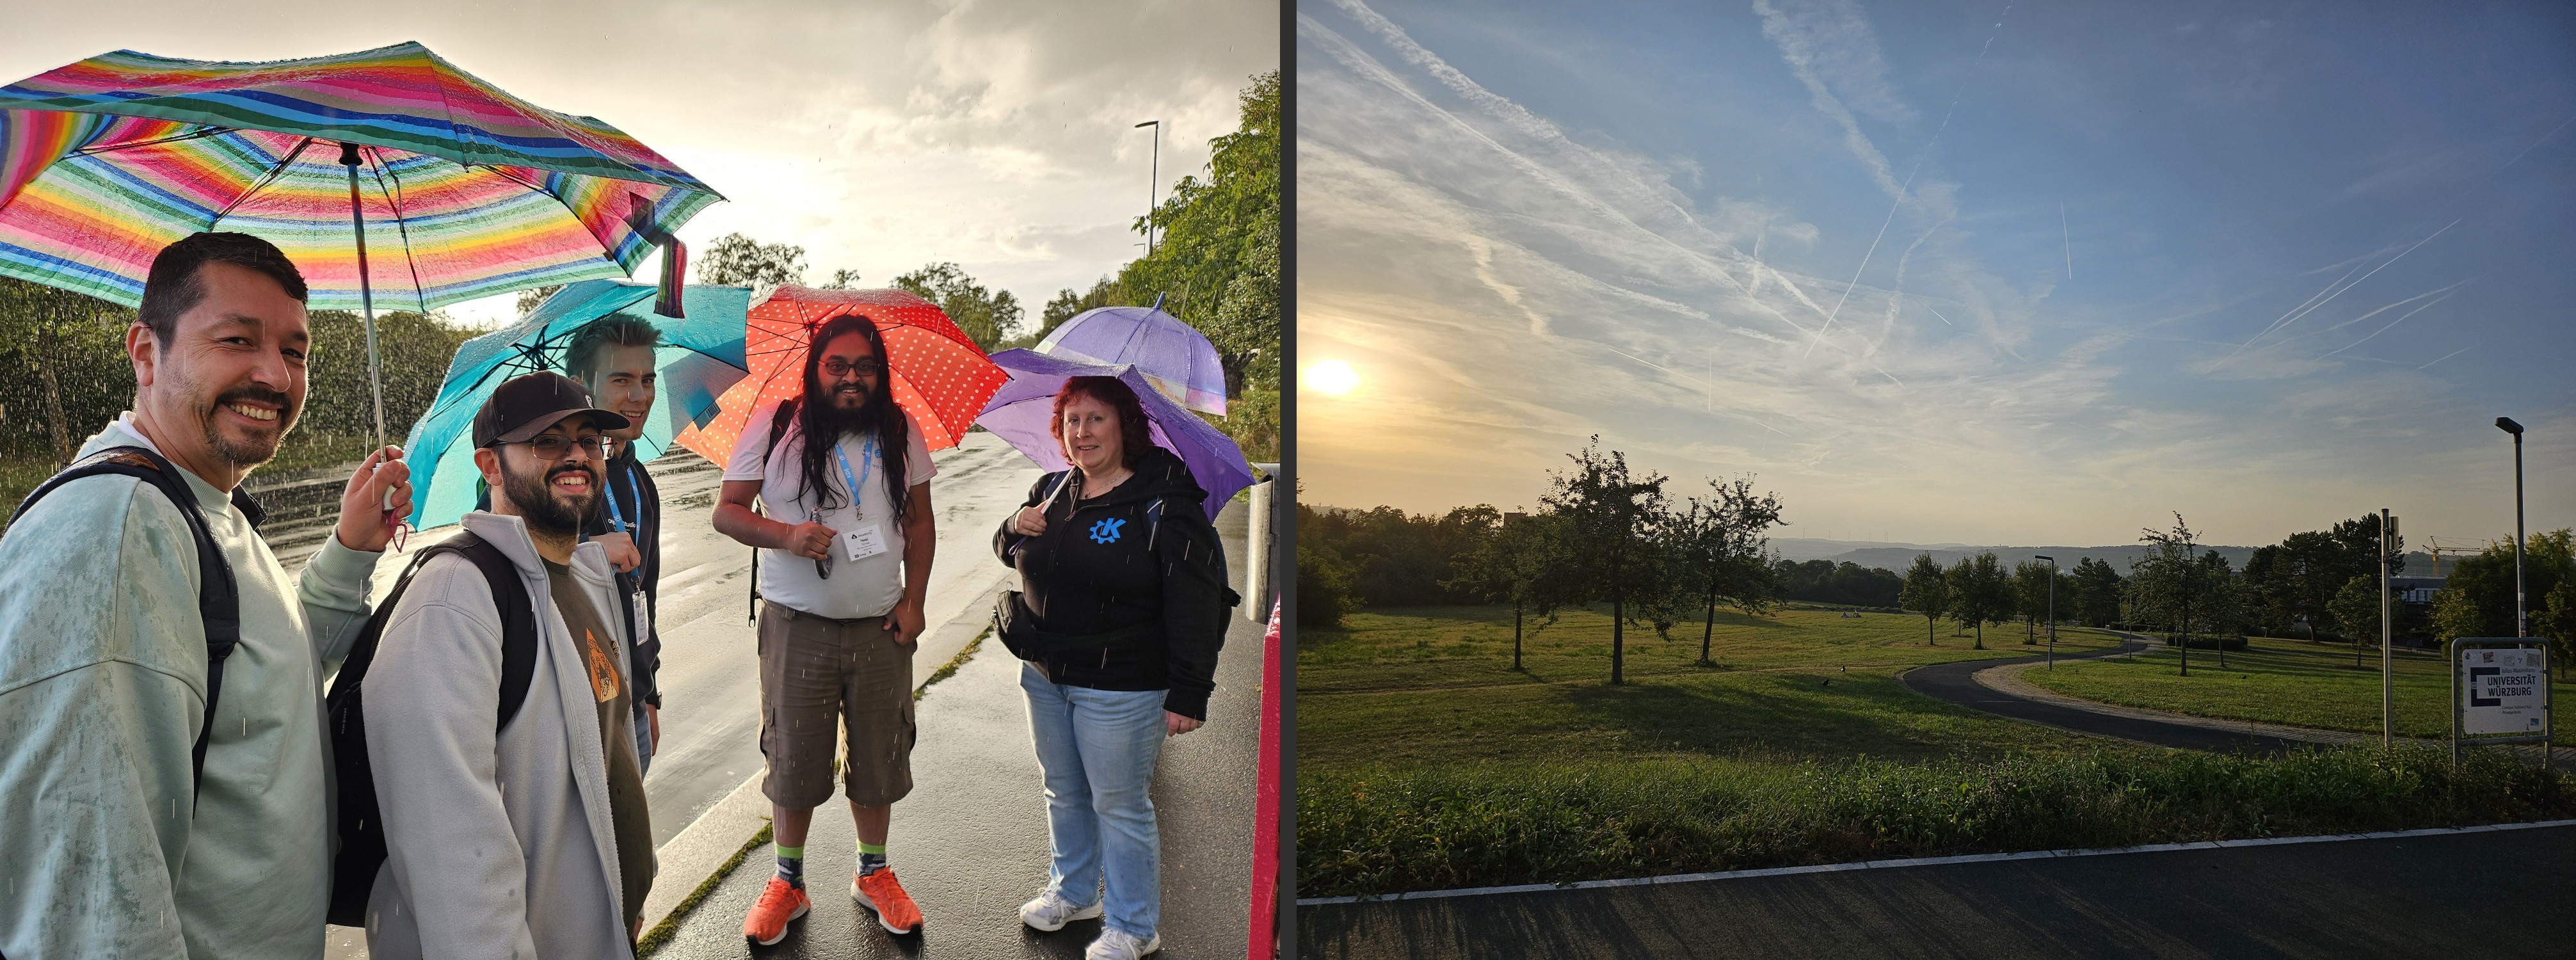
left=1020, top=890, right=1103, bottom=932
left=1085, top=927, right=1161, bottom=959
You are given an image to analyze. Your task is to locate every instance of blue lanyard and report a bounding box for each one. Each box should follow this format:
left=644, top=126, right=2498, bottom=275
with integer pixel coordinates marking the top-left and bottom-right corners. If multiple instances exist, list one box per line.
left=831, top=436, right=878, bottom=520
left=602, top=463, right=644, bottom=535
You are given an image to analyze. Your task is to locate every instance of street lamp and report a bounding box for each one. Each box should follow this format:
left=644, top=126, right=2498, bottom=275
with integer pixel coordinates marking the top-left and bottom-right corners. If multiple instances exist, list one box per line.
left=2036, top=555, right=2058, bottom=669
left=1135, top=120, right=1161, bottom=255
left=2499, top=417, right=2527, bottom=637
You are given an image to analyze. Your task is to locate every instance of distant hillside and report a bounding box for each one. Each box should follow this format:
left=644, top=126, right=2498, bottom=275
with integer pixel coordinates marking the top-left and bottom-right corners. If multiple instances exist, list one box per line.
left=1773, top=538, right=2439, bottom=577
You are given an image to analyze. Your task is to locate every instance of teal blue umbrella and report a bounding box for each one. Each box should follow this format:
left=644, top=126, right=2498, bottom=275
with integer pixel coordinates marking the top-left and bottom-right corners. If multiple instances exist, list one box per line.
left=402, top=280, right=750, bottom=529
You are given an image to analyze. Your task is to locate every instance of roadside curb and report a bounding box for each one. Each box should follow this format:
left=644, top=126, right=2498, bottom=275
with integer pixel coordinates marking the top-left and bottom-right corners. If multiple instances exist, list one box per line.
left=634, top=570, right=1014, bottom=946
left=1297, top=819, right=2576, bottom=906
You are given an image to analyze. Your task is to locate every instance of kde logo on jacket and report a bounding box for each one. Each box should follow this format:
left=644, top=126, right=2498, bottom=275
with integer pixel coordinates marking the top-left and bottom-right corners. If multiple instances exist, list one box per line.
left=1088, top=518, right=1126, bottom=544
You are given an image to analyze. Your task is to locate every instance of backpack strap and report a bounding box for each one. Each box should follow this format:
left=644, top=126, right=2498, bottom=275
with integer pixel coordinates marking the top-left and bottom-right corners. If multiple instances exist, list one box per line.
left=16, top=445, right=242, bottom=803
left=441, top=533, right=541, bottom=730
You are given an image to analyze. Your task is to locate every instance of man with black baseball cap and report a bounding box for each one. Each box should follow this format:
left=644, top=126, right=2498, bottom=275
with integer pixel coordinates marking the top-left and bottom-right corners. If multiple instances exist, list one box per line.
left=358, top=372, right=658, bottom=958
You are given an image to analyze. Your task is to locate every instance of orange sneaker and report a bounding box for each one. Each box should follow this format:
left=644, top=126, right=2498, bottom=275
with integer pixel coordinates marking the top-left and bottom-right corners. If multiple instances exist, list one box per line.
left=742, top=876, right=810, bottom=946
left=852, top=868, right=924, bottom=934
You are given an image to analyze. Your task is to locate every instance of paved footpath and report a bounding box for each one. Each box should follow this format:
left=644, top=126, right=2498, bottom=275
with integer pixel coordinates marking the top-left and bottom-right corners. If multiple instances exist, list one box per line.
left=650, top=497, right=1264, bottom=959
left=1299, top=824, right=2576, bottom=959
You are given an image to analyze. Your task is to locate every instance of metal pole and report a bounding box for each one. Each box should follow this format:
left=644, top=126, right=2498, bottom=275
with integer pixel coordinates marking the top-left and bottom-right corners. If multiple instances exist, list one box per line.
left=2382, top=508, right=2394, bottom=749
left=1134, top=120, right=1161, bottom=255
left=2515, top=429, right=2527, bottom=637
left=2037, top=555, right=2056, bottom=669
left=339, top=143, right=388, bottom=452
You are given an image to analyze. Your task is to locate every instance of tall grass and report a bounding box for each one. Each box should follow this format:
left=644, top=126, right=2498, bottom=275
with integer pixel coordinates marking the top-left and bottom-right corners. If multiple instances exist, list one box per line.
left=1298, top=744, right=2573, bottom=897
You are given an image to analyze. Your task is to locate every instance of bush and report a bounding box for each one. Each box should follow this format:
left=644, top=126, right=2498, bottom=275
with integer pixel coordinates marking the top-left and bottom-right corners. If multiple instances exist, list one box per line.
left=1299, top=539, right=1360, bottom=630
left=1297, top=744, right=2575, bottom=897
left=2161, top=634, right=2249, bottom=651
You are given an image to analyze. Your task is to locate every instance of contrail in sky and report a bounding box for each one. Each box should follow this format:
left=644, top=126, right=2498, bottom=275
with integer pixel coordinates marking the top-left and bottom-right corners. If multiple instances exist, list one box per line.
left=2061, top=202, right=2072, bottom=280
left=2225, top=218, right=2459, bottom=360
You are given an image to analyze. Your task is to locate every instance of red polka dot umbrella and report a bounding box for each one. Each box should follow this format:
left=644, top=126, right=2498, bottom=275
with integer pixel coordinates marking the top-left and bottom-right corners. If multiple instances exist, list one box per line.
left=671, top=285, right=1005, bottom=461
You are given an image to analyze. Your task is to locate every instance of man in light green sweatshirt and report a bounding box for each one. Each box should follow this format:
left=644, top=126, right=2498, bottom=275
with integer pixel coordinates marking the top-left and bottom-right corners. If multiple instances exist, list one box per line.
left=0, top=232, right=412, bottom=959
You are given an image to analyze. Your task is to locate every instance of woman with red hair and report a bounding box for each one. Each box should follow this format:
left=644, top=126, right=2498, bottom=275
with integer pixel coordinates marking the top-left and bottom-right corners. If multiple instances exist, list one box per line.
left=991, top=375, right=1235, bottom=959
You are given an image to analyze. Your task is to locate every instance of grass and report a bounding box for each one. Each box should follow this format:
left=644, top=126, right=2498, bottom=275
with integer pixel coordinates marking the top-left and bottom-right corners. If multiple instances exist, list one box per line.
left=2022, top=633, right=2576, bottom=742
left=637, top=822, right=771, bottom=957
left=1299, top=604, right=2125, bottom=771
left=0, top=430, right=382, bottom=527
left=1298, top=744, right=2576, bottom=897
left=1296, top=604, right=2576, bottom=897
left=915, top=626, right=988, bottom=701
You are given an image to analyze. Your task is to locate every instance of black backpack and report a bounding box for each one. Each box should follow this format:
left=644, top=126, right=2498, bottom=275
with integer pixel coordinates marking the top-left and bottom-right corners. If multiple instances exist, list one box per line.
left=321, top=531, right=539, bottom=927
left=13, top=445, right=263, bottom=804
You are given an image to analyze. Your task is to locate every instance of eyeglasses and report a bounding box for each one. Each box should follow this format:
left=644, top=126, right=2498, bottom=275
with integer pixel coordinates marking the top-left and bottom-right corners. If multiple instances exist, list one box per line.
left=502, top=434, right=607, bottom=461
left=822, top=358, right=886, bottom=379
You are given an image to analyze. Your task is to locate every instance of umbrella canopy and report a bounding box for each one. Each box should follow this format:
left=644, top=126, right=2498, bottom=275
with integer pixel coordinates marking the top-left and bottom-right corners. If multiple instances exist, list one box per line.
left=0, top=42, right=719, bottom=310
left=975, top=349, right=1252, bottom=522
left=404, top=280, right=751, bottom=529
left=673, top=285, right=1008, bottom=464
left=1036, top=305, right=1228, bottom=415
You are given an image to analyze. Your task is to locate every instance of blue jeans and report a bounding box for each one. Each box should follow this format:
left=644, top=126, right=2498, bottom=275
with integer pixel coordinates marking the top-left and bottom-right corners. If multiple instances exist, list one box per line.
left=1021, top=662, right=1165, bottom=939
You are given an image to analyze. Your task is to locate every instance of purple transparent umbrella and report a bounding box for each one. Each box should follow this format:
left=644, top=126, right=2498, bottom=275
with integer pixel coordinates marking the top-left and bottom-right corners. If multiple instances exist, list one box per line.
left=975, top=349, right=1253, bottom=520
left=1034, top=305, right=1229, bottom=415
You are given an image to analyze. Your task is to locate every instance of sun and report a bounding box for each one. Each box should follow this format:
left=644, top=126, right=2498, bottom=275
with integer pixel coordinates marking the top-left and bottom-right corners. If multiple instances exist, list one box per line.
left=1304, top=360, right=1361, bottom=396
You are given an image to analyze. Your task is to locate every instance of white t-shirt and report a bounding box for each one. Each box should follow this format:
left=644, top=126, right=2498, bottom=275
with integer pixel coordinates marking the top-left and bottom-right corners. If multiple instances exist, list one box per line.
left=724, top=400, right=937, bottom=620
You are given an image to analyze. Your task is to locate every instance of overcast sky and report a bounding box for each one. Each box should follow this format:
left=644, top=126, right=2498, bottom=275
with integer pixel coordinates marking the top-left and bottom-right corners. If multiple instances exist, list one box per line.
left=1297, top=0, right=2576, bottom=548
left=1, top=0, right=1277, bottom=330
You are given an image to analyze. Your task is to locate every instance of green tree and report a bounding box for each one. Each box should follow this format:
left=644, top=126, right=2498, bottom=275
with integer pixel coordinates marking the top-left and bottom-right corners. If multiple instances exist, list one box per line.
left=1538, top=438, right=1670, bottom=685
left=1944, top=552, right=2012, bottom=650
left=2012, top=560, right=2060, bottom=644
left=1448, top=510, right=1571, bottom=671
left=2069, top=557, right=2124, bottom=627
left=696, top=232, right=807, bottom=296
left=1662, top=477, right=1786, bottom=664
left=2428, top=587, right=2484, bottom=646
left=2534, top=578, right=2576, bottom=682
left=820, top=268, right=863, bottom=291
left=1898, top=554, right=1949, bottom=645
left=2328, top=575, right=2383, bottom=664
left=893, top=262, right=1023, bottom=352
left=514, top=284, right=564, bottom=317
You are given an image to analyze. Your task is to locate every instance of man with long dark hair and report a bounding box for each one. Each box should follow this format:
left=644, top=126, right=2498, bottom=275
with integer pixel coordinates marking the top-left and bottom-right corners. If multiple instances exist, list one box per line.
left=713, top=313, right=937, bottom=945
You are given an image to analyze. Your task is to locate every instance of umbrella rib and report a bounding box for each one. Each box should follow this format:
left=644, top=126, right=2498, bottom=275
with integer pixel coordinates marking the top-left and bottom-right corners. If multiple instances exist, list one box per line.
left=65, top=124, right=233, bottom=158
left=208, top=136, right=315, bottom=230
left=484, top=163, right=636, bottom=268
left=363, top=146, right=433, bottom=313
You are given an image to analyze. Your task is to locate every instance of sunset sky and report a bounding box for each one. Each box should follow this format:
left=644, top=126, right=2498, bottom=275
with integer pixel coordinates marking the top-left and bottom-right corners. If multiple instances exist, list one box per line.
left=1297, top=0, right=2576, bottom=547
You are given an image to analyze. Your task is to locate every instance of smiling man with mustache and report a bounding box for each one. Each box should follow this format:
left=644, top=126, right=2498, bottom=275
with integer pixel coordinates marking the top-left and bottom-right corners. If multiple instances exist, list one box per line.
left=356, top=372, right=656, bottom=958
left=0, top=231, right=410, bottom=959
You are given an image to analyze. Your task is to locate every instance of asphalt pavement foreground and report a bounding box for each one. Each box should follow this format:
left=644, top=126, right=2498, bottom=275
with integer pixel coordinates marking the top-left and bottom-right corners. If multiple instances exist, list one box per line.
left=1297, top=824, right=2576, bottom=959
left=651, top=498, right=1265, bottom=959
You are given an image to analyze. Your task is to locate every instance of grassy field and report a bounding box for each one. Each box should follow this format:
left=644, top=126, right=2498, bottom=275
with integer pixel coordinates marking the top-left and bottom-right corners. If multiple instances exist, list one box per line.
left=1299, top=604, right=2130, bottom=772
left=2023, top=634, right=2576, bottom=742
left=1, top=431, right=378, bottom=527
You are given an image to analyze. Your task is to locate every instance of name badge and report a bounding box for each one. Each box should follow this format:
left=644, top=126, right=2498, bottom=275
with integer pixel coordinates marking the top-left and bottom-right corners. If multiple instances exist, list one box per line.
left=842, top=524, right=888, bottom=562
left=630, top=589, right=651, bottom=644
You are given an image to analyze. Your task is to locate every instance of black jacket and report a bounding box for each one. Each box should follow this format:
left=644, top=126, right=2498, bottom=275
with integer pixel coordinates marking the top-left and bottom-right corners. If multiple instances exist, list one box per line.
left=993, top=446, right=1235, bottom=719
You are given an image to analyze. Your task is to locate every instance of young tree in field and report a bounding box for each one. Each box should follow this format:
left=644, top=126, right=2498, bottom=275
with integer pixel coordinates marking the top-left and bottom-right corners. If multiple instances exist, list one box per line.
left=2012, top=560, right=2058, bottom=644
left=1946, top=552, right=2012, bottom=650
left=1447, top=509, right=1571, bottom=672
left=1663, top=477, right=1786, bottom=665
left=1539, top=440, right=1671, bottom=685
left=2428, top=588, right=2484, bottom=648
left=2328, top=575, right=2383, bottom=667
left=1899, top=554, right=1949, bottom=644
left=2133, top=513, right=2209, bottom=673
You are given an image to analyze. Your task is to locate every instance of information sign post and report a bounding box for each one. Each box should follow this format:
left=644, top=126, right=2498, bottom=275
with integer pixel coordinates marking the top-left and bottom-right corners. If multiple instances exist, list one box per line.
left=2453, top=638, right=2552, bottom=770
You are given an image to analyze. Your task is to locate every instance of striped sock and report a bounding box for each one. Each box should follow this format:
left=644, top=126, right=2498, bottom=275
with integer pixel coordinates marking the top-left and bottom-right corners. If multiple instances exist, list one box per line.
left=858, top=840, right=888, bottom=877
left=775, top=844, right=805, bottom=888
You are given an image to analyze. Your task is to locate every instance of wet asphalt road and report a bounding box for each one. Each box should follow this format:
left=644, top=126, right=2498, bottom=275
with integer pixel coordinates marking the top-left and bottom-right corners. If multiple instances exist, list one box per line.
left=1299, top=824, right=2576, bottom=959
left=650, top=497, right=1263, bottom=959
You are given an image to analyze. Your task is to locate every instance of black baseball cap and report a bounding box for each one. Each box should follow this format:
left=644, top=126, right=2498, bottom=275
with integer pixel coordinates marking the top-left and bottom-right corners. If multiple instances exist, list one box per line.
left=473, top=372, right=632, bottom=447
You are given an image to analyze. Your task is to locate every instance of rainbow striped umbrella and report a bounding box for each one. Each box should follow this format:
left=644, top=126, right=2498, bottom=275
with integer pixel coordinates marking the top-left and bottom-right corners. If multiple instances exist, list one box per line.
left=0, top=41, right=721, bottom=446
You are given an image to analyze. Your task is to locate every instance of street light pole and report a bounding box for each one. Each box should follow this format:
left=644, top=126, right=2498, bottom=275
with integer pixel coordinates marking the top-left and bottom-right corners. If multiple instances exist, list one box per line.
left=2381, top=508, right=2396, bottom=748
left=2499, top=417, right=2527, bottom=637
left=1135, top=120, right=1161, bottom=255
left=2037, top=555, right=2057, bottom=669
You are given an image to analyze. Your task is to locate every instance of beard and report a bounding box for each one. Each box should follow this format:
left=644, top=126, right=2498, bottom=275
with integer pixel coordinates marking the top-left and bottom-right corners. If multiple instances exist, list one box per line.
left=189, top=375, right=300, bottom=470
left=502, top=457, right=598, bottom=536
